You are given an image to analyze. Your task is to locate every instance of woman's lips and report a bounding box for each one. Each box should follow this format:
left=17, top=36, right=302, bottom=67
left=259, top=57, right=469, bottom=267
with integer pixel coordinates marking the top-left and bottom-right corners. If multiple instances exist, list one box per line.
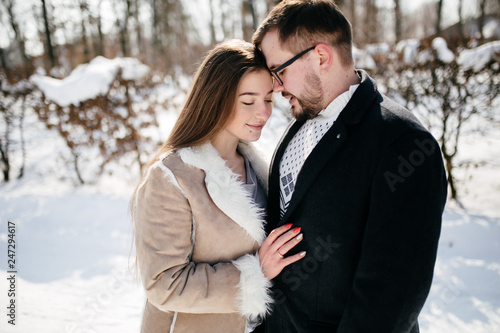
left=247, top=124, right=264, bottom=131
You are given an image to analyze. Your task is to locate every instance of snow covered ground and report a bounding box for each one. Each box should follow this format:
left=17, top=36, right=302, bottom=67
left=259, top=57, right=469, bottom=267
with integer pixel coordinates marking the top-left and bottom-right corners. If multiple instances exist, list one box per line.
left=1, top=49, right=499, bottom=331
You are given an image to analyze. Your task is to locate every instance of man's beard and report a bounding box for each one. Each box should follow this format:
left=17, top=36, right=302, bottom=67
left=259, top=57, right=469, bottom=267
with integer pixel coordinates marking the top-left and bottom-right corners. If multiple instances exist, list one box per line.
left=290, top=72, right=324, bottom=121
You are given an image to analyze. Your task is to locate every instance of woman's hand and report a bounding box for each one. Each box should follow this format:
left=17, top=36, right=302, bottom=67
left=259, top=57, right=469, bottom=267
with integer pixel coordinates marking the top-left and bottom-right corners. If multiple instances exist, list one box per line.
left=258, top=223, right=306, bottom=280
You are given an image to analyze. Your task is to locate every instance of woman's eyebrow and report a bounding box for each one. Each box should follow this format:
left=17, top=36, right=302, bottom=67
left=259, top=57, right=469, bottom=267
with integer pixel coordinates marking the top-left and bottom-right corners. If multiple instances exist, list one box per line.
left=239, top=90, right=273, bottom=97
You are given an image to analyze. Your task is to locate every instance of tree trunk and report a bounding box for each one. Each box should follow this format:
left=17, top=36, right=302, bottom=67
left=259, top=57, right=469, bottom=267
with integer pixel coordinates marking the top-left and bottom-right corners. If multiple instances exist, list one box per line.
left=441, top=144, right=457, bottom=200
left=71, top=150, right=85, bottom=184
left=97, top=11, right=104, bottom=56
left=41, top=0, right=56, bottom=68
left=209, top=0, right=217, bottom=44
left=0, top=48, right=10, bottom=80
left=118, top=0, right=132, bottom=57
left=436, top=0, right=443, bottom=36
left=365, top=0, right=378, bottom=44
left=242, top=0, right=256, bottom=42
left=0, top=109, right=11, bottom=182
left=394, top=0, right=402, bottom=42
left=133, top=0, right=143, bottom=53
left=79, top=1, right=91, bottom=63
left=0, top=143, right=9, bottom=182
left=17, top=98, right=26, bottom=179
left=458, top=0, right=464, bottom=45
left=478, top=0, right=487, bottom=42
left=6, top=0, right=31, bottom=71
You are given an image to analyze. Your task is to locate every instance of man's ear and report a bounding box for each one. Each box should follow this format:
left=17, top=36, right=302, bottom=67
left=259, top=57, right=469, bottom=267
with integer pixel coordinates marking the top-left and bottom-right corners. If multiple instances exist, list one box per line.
left=315, top=43, right=334, bottom=74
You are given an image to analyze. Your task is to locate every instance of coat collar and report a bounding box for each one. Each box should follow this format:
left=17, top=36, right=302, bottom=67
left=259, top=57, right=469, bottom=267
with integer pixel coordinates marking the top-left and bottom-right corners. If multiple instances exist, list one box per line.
left=178, top=141, right=268, bottom=244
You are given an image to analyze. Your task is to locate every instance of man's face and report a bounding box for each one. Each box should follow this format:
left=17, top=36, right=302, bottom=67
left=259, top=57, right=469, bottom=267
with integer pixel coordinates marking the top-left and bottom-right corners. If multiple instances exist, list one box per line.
left=260, top=30, right=324, bottom=121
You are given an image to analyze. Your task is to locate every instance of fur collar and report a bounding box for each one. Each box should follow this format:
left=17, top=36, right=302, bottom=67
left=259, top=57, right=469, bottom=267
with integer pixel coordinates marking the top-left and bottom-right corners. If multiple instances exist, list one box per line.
left=178, top=142, right=269, bottom=244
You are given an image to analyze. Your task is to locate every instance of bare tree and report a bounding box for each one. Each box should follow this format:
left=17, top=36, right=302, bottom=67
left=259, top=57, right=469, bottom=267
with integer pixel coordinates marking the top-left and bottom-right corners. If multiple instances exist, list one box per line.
left=90, top=1, right=105, bottom=57
left=32, top=70, right=161, bottom=184
left=78, top=0, right=91, bottom=62
left=436, top=0, right=443, bottom=36
left=0, top=77, right=33, bottom=182
left=349, top=0, right=357, bottom=42
left=132, top=0, right=143, bottom=52
left=364, top=0, right=379, bottom=44
left=242, top=0, right=258, bottom=41
left=150, top=0, right=161, bottom=51
left=382, top=44, right=500, bottom=201
left=478, top=0, right=487, bottom=42
left=209, top=0, right=218, bottom=44
left=458, top=0, right=464, bottom=45
left=394, top=0, right=402, bottom=42
left=2, top=0, right=32, bottom=72
left=0, top=101, right=12, bottom=182
left=148, top=0, right=197, bottom=70
left=0, top=48, right=10, bottom=80
left=117, top=0, right=132, bottom=56
left=41, top=0, right=56, bottom=67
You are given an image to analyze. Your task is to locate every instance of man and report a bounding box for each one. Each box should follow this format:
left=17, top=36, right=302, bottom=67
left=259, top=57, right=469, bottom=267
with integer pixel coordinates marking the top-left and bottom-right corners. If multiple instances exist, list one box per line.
left=252, top=1, right=448, bottom=332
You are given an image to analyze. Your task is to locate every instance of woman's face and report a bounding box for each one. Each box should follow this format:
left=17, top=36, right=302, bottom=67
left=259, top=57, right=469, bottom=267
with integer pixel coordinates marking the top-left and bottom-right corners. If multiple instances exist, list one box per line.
left=224, top=69, right=273, bottom=142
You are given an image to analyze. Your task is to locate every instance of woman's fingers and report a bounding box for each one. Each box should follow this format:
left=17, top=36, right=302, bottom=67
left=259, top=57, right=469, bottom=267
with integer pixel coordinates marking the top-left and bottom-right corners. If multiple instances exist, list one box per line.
left=261, top=223, right=293, bottom=250
left=259, top=224, right=307, bottom=280
left=267, top=223, right=293, bottom=241
left=277, top=232, right=303, bottom=256
left=271, top=226, right=302, bottom=253
left=282, top=251, right=307, bottom=266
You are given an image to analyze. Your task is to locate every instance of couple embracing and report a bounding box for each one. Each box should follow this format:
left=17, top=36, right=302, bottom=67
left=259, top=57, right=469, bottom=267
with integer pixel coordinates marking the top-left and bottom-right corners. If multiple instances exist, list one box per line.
left=131, top=1, right=447, bottom=332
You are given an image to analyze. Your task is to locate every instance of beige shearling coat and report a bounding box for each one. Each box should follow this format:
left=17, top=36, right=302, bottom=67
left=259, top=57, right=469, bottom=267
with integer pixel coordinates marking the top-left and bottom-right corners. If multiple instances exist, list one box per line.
left=133, top=142, right=272, bottom=333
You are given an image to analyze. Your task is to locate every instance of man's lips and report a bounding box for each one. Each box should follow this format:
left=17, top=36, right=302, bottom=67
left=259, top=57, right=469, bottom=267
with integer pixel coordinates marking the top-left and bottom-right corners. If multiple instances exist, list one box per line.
left=283, top=93, right=295, bottom=104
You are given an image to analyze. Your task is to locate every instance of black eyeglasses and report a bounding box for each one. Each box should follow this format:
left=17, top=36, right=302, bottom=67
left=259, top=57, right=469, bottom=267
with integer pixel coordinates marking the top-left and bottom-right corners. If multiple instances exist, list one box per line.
left=270, top=45, right=316, bottom=86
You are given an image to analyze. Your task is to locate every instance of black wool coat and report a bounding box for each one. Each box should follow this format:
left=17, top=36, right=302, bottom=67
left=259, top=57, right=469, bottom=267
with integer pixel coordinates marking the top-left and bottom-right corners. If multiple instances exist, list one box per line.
left=258, top=70, right=447, bottom=333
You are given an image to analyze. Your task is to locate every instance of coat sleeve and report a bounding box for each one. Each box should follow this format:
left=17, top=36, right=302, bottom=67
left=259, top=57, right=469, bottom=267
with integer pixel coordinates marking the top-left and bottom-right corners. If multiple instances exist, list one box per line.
left=337, top=131, right=447, bottom=332
left=134, top=164, right=271, bottom=320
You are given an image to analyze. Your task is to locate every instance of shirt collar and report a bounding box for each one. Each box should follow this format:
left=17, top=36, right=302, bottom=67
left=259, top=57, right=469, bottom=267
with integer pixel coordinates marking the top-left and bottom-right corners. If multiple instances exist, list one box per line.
left=317, top=84, right=360, bottom=120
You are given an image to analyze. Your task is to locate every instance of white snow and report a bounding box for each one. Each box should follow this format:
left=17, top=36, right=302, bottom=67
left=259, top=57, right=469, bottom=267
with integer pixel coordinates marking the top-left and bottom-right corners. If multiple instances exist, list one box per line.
left=29, top=56, right=150, bottom=107
left=1, top=51, right=499, bottom=332
left=432, top=37, right=455, bottom=63
left=457, top=40, right=500, bottom=72
left=353, top=46, right=377, bottom=70
left=396, top=39, right=420, bottom=65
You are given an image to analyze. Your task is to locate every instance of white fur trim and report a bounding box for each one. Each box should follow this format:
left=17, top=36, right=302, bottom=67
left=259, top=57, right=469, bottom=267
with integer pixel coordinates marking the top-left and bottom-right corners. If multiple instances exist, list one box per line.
left=178, top=142, right=267, bottom=244
left=233, top=254, right=273, bottom=322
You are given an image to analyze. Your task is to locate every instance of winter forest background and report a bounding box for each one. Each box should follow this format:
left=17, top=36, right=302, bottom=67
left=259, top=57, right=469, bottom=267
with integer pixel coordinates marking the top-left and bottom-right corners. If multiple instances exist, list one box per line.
left=0, top=0, right=499, bottom=332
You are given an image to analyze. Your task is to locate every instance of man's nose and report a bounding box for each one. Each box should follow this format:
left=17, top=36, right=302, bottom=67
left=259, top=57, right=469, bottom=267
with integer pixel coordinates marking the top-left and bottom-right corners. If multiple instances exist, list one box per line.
left=272, top=77, right=284, bottom=92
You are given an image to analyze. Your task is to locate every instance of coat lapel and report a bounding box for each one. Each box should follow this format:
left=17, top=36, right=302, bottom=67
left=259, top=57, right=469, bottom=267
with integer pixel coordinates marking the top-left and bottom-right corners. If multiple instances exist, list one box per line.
left=274, top=70, right=379, bottom=225
left=279, top=119, right=348, bottom=224
left=178, top=142, right=267, bottom=244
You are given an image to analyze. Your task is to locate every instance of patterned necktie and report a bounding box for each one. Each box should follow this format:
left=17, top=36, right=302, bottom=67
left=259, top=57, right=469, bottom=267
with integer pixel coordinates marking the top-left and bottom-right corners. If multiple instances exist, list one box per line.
left=279, top=118, right=333, bottom=218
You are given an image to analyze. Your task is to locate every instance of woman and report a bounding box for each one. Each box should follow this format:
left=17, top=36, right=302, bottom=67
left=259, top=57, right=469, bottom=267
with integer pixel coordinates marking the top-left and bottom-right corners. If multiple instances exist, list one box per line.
left=131, top=40, right=305, bottom=333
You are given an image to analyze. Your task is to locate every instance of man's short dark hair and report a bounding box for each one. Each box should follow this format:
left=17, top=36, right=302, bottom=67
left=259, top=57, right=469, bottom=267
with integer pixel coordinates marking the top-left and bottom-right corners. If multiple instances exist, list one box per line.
left=252, top=0, right=354, bottom=66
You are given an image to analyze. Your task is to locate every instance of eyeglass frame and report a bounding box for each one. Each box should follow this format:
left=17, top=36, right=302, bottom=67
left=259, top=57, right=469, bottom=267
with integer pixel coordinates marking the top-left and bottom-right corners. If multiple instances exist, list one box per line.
left=270, top=45, right=317, bottom=86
